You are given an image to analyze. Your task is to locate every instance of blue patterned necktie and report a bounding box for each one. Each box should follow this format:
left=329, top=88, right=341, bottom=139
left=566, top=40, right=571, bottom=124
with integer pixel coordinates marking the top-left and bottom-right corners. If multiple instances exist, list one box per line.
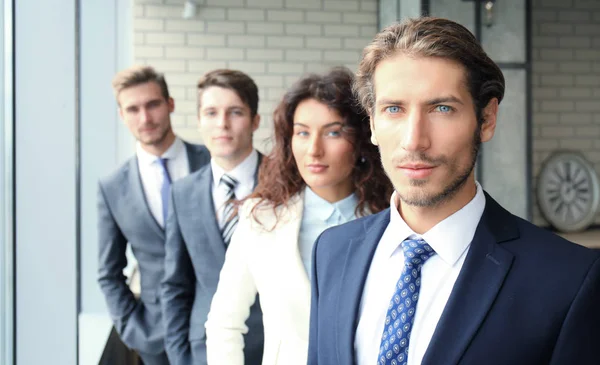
left=220, top=174, right=239, bottom=245
left=378, top=238, right=436, bottom=365
left=157, top=158, right=171, bottom=226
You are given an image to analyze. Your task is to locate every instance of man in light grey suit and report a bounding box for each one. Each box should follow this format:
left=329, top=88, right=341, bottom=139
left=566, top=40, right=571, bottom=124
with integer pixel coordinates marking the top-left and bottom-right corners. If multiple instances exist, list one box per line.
left=161, top=69, right=265, bottom=365
left=98, top=66, right=210, bottom=365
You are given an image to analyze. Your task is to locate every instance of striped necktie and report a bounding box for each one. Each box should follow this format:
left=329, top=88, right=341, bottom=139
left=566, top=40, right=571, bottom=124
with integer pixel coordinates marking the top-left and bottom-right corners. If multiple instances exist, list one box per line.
left=219, top=174, right=239, bottom=245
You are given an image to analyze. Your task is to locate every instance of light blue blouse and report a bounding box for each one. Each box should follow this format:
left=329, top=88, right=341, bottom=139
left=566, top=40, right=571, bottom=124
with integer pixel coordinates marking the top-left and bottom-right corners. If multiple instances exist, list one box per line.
left=299, top=187, right=359, bottom=279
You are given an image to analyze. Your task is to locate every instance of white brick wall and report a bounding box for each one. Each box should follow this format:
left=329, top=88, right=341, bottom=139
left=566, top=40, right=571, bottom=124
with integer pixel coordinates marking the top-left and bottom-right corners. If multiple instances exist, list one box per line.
left=133, top=0, right=378, bottom=150
left=532, top=0, right=600, bottom=226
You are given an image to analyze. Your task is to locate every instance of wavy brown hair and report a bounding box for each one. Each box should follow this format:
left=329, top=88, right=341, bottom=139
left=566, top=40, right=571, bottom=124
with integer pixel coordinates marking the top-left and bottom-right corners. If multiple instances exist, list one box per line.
left=196, top=69, right=259, bottom=117
left=248, top=67, right=392, bottom=228
left=112, top=65, right=170, bottom=105
left=354, top=17, right=505, bottom=125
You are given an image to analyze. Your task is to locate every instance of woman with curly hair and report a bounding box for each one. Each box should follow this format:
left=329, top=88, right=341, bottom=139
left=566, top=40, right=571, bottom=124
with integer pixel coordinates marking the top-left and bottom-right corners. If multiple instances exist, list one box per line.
left=205, top=67, right=392, bottom=365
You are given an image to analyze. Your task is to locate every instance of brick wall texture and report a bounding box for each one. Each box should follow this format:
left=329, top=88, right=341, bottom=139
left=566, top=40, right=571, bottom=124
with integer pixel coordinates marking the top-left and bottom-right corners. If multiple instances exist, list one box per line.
left=133, top=0, right=377, bottom=152
left=532, top=0, right=600, bottom=226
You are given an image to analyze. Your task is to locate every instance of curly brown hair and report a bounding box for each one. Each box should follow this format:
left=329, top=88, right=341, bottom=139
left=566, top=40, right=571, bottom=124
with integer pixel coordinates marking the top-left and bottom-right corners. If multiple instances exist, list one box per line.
left=248, top=67, right=392, bottom=227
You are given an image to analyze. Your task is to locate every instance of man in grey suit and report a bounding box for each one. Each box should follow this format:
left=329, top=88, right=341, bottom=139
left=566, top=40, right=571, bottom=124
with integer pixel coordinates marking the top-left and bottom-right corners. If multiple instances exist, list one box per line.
left=98, top=65, right=210, bottom=365
left=161, top=69, right=265, bottom=365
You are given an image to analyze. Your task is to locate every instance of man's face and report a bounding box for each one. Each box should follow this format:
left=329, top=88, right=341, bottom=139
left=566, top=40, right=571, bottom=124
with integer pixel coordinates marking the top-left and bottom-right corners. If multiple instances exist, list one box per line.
left=370, top=53, right=496, bottom=207
left=118, top=81, right=174, bottom=147
left=198, top=86, right=259, bottom=166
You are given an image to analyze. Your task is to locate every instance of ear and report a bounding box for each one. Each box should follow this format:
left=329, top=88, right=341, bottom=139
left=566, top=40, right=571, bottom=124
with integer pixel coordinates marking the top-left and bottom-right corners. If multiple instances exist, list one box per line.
left=168, top=97, right=175, bottom=113
left=369, top=115, right=378, bottom=146
left=252, top=113, right=261, bottom=132
left=118, top=107, right=124, bottom=121
left=480, top=98, right=498, bottom=143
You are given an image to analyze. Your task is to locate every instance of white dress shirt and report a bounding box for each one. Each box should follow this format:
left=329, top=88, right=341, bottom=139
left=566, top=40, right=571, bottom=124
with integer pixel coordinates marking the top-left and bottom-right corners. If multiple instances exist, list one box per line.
left=136, top=137, right=190, bottom=228
left=211, top=149, right=259, bottom=224
left=298, top=187, right=358, bottom=278
left=355, top=182, right=486, bottom=365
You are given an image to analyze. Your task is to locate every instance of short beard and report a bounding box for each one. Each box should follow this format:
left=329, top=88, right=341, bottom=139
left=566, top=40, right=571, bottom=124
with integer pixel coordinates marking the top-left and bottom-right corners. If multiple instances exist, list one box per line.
left=398, top=125, right=482, bottom=208
left=141, top=125, right=170, bottom=146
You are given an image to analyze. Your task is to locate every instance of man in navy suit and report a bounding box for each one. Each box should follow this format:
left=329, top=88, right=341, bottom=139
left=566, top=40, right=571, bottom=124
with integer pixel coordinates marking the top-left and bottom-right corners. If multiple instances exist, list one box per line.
left=308, top=17, right=600, bottom=365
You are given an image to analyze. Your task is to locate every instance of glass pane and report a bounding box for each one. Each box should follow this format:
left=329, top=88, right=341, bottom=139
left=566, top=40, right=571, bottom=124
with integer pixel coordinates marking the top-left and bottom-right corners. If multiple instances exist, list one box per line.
left=481, top=0, right=526, bottom=63
left=1, top=0, right=15, bottom=363
left=79, top=1, right=135, bottom=364
left=482, top=69, right=528, bottom=219
left=399, top=0, right=422, bottom=19
left=429, top=0, right=475, bottom=35
left=379, top=0, right=398, bottom=29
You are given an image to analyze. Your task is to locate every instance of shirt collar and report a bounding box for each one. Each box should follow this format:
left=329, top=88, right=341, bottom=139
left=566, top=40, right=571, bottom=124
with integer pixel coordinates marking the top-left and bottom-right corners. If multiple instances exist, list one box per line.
left=136, top=137, right=184, bottom=166
left=303, top=186, right=358, bottom=222
left=386, top=181, right=486, bottom=267
left=211, top=149, right=258, bottom=187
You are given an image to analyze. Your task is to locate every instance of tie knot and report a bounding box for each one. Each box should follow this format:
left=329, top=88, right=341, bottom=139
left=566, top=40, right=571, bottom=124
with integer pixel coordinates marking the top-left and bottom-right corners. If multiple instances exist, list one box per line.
left=157, top=157, right=168, bottom=167
left=220, top=174, right=238, bottom=191
left=157, top=157, right=171, bottom=184
left=401, top=238, right=435, bottom=268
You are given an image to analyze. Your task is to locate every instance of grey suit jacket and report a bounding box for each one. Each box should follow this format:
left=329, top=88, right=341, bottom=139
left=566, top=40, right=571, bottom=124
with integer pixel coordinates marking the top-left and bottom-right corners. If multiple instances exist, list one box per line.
left=161, top=153, right=265, bottom=365
left=97, top=141, right=210, bottom=355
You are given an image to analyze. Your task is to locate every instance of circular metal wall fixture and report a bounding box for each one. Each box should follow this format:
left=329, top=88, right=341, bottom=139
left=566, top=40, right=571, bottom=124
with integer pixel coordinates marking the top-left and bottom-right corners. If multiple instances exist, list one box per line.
left=537, top=151, right=600, bottom=233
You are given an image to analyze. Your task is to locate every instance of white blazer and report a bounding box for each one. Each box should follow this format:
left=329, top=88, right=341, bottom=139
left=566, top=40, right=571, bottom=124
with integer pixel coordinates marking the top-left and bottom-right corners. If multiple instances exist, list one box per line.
left=205, top=193, right=310, bottom=365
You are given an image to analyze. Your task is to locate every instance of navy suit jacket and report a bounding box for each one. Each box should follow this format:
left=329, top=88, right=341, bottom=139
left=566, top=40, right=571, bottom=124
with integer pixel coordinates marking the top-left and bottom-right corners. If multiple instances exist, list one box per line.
left=308, top=192, right=600, bottom=365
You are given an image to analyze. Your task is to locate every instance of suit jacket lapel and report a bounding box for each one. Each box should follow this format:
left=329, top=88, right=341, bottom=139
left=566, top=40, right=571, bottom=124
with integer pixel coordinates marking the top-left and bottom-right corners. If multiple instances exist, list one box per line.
left=185, top=141, right=208, bottom=172
left=198, top=152, right=264, bottom=260
left=252, top=152, right=263, bottom=189
left=422, top=193, right=518, bottom=365
left=195, top=166, right=227, bottom=260
left=277, top=194, right=311, bottom=323
left=124, top=157, right=164, bottom=238
left=337, top=210, right=390, bottom=365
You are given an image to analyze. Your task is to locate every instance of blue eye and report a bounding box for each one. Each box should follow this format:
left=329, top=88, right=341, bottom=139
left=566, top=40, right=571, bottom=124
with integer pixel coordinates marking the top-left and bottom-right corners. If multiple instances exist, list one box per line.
left=386, top=106, right=400, bottom=114
left=327, top=130, right=341, bottom=137
left=435, top=105, right=452, bottom=113
left=296, top=131, right=309, bottom=137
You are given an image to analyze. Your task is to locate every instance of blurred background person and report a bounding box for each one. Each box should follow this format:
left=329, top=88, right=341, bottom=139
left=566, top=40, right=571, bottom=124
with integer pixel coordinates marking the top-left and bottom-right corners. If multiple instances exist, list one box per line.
left=161, top=69, right=265, bottom=365
left=97, top=65, right=210, bottom=365
left=205, top=67, right=392, bottom=365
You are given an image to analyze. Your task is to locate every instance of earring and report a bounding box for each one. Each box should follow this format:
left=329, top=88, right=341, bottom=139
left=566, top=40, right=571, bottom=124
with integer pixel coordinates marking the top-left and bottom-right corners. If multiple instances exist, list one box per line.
left=360, top=156, right=366, bottom=163
left=370, top=135, right=378, bottom=145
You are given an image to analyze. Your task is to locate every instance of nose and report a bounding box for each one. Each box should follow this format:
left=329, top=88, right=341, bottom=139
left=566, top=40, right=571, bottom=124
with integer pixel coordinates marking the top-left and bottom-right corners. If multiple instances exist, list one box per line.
left=139, top=108, right=151, bottom=123
left=215, top=112, right=228, bottom=129
left=307, top=134, right=324, bottom=157
left=402, top=110, right=430, bottom=152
